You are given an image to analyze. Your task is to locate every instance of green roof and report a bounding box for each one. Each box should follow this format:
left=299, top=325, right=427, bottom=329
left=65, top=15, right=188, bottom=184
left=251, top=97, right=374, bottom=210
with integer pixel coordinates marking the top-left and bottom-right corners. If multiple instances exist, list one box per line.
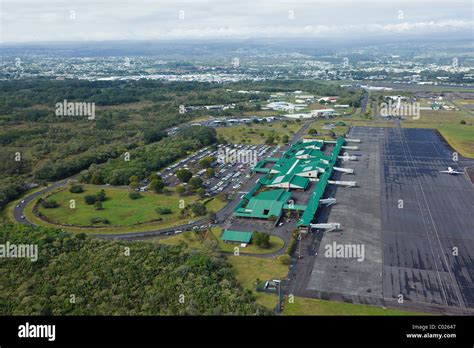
left=260, top=173, right=310, bottom=189
left=233, top=189, right=291, bottom=219
left=221, top=230, right=253, bottom=243
left=297, top=136, right=345, bottom=227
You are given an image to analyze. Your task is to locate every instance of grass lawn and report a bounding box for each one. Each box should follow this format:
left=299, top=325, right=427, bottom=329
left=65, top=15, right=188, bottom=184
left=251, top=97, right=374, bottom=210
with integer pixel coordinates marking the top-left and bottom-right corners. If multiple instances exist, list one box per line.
left=402, top=109, right=474, bottom=157
left=156, top=231, right=207, bottom=249
left=210, top=228, right=285, bottom=254
left=217, top=120, right=303, bottom=145
left=227, top=255, right=289, bottom=310
left=152, top=227, right=285, bottom=255
left=24, top=185, right=225, bottom=234
left=37, top=185, right=197, bottom=227
left=282, top=297, right=424, bottom=316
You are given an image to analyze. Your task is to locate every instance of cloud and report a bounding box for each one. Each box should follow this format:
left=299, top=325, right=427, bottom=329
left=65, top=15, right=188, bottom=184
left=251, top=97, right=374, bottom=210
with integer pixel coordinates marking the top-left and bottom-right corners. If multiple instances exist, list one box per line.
left=1, top=0, right=472, bottom=42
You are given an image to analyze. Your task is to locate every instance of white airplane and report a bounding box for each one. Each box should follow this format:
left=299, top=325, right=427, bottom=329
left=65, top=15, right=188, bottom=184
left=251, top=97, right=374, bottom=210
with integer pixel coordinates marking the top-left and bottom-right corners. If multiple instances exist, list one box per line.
left=439, top=167, right=463, bottom=175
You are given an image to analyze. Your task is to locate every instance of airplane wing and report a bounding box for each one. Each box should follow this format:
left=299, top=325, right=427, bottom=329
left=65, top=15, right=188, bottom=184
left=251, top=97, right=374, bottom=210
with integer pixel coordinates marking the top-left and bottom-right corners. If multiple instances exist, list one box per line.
left=439, top=170, right=450, bottom=173
left=452, top=171, right=464, bottom=174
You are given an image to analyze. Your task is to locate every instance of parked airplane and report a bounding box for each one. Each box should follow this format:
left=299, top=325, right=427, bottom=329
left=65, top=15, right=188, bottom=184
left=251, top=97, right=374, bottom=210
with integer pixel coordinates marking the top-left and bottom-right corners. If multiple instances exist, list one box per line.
left=439, top=167, right=463, bottom=175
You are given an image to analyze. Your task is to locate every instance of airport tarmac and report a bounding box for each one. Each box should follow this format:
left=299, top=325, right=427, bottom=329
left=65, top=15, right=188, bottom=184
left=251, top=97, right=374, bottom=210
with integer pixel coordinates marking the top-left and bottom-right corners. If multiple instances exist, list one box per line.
left=302, top=126, right=474, bottom=313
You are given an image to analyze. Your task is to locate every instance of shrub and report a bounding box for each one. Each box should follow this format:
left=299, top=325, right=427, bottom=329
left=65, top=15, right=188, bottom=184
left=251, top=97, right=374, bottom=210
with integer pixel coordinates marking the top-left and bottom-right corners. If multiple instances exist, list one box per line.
left=190, top=202, right=207, bottom=217
left=69, top=184, right=84, bottom=193
left=156, top=207, right=172, bottom=215
left=253, top=231, right=270, bottom=249
left=41, top=200, right=59, bottom=209
left=277, top=254, right=291, bottom=265
left=84, top=195, right=97, bottom=205
left=90, top=217, right=110, bottom=224
left=94, top=201, right=103, bottom=210
left=286, top=231, right=299, bottom=256
left=128, top=192, right=142, bottom=200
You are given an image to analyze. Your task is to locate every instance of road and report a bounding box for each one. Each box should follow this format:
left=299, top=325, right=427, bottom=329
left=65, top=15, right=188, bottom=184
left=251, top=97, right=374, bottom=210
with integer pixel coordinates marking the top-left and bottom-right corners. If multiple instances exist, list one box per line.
left=13, top=120, right=313, bottom=241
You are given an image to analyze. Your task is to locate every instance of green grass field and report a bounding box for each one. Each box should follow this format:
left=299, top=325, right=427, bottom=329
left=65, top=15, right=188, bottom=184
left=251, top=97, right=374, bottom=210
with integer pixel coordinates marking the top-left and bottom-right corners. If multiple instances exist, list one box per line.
left=37, top=185, right=197, bottom=227
left=227, top=255, right=289, bottom=310
left=217, top=120, right=303, bottom=144
left=23, top=185, right=226, bottom=234
left=282, top=297, right=424, bottom=316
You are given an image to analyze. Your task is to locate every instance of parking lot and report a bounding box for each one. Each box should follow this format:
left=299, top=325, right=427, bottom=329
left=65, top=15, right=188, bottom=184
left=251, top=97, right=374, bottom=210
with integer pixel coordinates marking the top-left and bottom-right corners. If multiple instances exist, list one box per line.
left=157, top=143, right=277, bottom=197
left=295, top=126, right=474, bottom=313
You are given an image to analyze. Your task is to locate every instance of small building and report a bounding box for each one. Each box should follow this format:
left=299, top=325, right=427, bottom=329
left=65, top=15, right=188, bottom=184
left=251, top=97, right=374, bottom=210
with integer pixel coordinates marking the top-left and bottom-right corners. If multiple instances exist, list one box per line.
left=220, top=230, right=253, bottom=244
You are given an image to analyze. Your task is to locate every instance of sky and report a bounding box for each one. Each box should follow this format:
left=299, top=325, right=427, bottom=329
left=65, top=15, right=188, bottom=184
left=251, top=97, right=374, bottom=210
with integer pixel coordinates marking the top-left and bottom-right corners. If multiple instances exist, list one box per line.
left=1, top=0, right=473, bottom=43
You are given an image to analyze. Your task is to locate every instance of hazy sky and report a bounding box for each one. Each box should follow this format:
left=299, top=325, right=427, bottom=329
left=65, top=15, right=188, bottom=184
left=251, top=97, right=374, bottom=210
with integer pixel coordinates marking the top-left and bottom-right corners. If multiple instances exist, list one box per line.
left=1, top=0, right=473, bottom=43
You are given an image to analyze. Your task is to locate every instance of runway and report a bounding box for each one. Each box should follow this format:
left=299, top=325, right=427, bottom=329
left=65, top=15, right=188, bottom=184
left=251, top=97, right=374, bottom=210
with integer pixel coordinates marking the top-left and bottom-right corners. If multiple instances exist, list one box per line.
left=303, top=126, right=474, bottom=313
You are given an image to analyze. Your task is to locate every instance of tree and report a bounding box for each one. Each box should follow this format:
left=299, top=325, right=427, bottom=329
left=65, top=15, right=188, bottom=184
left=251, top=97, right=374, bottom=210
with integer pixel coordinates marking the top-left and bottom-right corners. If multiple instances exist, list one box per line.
left=196, top=188, right=206, bottom=199
left=149, top=179, right=165, bottom=193
left=190, top=202, right=207, bottom=217
left=253, top=231, right=270, bottom=249
left=205, top=168, right=215, bottom=178
left=176, top=185, right=186, bottom=196
left=149, top=173, right=162, bottom=181
left=199, top=156, right=215, bottom=169
left=69, top=184, right=84, bottom=193
left=282, top=135, right=289, bottom=144
left=94, top=201, right=103, bottom=210
left=84, top=195, right=97, bottom=205
left=156, top=207, right=172, bottom=215
left=308, top=128, right=318, bottom=135
left=460, top=120, right=466, bottom=125
left=265, top=136, right=275, bottom=145
left=96, top=189, right=106, bottom=202
left=41, top=200, right=59, bottom=209
left=189, top=177, right=203, bottom=190
left=128, top=192, right=142, bottom=200
left=129, top=175, right=139, bottom=184
left=176, top=169, right=192, bottom=183
left=129, top=181, right=139, bottom=190
left=143, top=129, right=166, bottom=144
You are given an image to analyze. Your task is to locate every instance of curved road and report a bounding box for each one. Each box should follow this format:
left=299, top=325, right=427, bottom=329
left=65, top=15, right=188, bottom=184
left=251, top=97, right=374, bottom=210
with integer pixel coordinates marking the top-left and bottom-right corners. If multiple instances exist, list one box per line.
left=12, top=120, right=312, bottom=259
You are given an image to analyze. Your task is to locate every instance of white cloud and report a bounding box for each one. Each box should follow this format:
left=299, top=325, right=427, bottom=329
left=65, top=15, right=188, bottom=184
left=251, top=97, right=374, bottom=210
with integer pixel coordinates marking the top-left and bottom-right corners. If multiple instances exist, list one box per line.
left=1, top=0, right=472, bottom=42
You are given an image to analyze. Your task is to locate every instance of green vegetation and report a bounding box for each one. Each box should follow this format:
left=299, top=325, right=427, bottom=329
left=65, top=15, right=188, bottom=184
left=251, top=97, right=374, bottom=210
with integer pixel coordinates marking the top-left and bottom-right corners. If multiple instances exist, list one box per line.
left=282, top=297, right=423, bottom=316
left=217, top=120, right=302, bottom=145
left=152, top=228, right=285, bottom=255
left=32, top=185, right=199, bottom=229
left=227, top=256, right=288, bottom=309
left=0, top=224, right=268, bottom=315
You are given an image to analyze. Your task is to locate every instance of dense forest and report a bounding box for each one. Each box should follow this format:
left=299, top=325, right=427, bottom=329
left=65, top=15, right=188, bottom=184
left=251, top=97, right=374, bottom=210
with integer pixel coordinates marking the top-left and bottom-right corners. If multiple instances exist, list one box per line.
left=0, top=224, right=268, bottom=315
left=77, top=126, right=217, bottom=185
